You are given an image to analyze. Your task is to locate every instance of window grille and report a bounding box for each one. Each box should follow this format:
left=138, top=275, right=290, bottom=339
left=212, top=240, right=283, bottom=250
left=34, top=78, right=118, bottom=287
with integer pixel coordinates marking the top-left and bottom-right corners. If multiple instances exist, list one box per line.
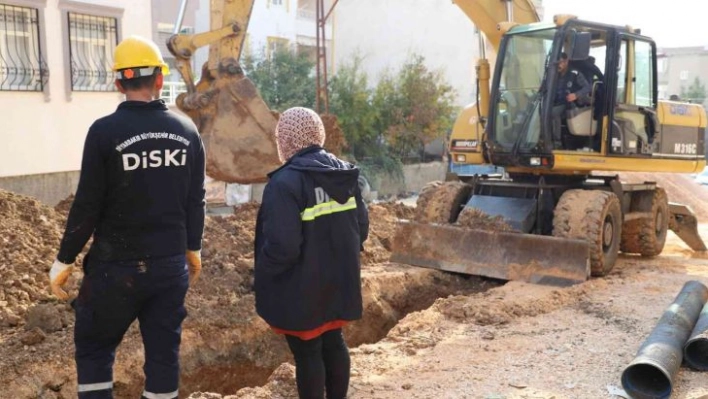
left=68, top=12, right=117, bottom=91
left=0, top=4, right=47, bottom=91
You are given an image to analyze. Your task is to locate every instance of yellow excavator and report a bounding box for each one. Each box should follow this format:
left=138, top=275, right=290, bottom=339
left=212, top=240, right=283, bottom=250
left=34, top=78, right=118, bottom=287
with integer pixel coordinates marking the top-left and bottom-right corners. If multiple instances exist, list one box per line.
left=167, top=0, right=706, bottom=286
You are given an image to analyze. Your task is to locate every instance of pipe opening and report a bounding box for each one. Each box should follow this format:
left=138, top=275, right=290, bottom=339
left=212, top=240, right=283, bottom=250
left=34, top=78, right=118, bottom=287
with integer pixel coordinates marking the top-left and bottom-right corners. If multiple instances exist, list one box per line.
left=621, top=364, right=671, bottom=399
left=684, top=339, right=708, bottom=371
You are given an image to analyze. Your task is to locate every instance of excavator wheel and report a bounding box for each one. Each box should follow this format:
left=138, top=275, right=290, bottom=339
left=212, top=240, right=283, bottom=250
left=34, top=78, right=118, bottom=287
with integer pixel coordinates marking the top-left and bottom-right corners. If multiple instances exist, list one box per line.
left=553, top=189, right=622, bottom=277
left=620, top=188, right=669, bottom=257
left=414, top=181, right=472, bottom=224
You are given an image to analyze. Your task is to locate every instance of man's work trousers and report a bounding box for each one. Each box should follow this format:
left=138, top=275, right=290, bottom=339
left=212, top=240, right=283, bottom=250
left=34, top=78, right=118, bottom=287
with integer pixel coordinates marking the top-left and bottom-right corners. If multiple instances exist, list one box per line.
left=552, top=104, right=567, bottom=147
left=72, top=254, right=189, bottom=399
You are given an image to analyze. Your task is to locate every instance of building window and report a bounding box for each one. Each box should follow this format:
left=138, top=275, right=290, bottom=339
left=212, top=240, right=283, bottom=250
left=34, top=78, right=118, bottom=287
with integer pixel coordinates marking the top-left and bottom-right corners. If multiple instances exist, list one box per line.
left=657, top=58, right=667, bottom=74
left=267, top=36, right=289, bottom=60
left=271, top=0, right=284, bottom=5
left=680, top=70, right=689, bottom=81
left=0, top=3, right=47, bottom=91
left=67, top=12, right=118, bottom=91
left=156, top=23, right=193, bottom=83
left=297, top=43, right=317, bottom=64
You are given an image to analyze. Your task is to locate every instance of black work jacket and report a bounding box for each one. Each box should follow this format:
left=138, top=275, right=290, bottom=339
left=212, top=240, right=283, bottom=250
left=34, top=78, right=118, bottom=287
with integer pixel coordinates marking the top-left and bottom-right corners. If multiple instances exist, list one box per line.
left=555, top=69, right=592, bottom=105
left=57, top=100, right=206, bottom=265
left=254, top=146, right=369, bottom=331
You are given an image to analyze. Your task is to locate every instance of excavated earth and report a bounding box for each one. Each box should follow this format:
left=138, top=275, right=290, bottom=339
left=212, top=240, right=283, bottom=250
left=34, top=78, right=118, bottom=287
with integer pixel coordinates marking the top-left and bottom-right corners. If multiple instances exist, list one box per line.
left=2, top=173, right=708, bottom=399
left=0, top=190, right=493, bottom=398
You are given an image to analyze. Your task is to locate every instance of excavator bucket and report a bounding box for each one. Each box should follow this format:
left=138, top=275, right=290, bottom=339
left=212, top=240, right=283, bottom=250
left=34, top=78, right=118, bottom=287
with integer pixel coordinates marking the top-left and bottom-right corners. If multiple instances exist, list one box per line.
left=669, top=203, right=707, bottom=251
left=390, top=221, right=591, bottom=287
left=177, top=74, right=282, bottom=184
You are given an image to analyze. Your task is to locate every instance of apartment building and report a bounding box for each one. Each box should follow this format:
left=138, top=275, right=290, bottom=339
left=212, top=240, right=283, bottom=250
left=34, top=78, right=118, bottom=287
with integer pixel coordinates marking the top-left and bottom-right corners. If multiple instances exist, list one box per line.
left=657, top=46, right=708, bottom=105
left=0, top=0, right=152, bottom=204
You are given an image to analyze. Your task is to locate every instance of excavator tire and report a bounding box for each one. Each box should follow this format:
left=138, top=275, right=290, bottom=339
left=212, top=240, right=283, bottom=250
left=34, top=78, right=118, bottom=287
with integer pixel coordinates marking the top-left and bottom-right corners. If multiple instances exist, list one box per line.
left=553, top=189, right=622, bottom=277
left=620, top=188, right=669, bottom=257
left=414, top=181, right=472, bottom=224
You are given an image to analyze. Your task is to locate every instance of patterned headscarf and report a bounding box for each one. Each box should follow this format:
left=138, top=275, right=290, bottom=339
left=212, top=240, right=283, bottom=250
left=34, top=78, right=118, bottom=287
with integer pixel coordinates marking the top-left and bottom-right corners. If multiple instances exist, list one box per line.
left=275, top=107, right=326, bottom=163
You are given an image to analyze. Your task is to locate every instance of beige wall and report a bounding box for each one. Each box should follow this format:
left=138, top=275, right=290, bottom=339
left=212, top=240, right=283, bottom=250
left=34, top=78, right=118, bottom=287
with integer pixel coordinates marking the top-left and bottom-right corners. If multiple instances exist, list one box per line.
left=0, top=0, right=152, bottom=178
left=332, top=0, right=479, bottom=107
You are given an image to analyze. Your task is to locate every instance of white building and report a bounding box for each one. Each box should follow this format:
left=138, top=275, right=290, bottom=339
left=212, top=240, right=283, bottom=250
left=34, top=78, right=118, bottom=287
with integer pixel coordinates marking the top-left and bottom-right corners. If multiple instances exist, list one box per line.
left=0, top=0, right=152, bottom=204
left=333, top=0, right=545, bottom=107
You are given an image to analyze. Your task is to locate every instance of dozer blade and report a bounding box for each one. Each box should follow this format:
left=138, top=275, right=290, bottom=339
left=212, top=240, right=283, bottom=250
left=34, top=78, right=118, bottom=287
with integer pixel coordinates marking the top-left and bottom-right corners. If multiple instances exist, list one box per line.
left=669, top=203, right=707, bottom=251
left=390, top=221, right=591, bottom=287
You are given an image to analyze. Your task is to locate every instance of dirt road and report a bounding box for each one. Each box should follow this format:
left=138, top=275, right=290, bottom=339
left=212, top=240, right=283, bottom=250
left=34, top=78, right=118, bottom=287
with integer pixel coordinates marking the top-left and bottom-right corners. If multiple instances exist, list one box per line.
left=184, top=227, right=708, bottom=399
left=343, top=229, right=708, bottom=399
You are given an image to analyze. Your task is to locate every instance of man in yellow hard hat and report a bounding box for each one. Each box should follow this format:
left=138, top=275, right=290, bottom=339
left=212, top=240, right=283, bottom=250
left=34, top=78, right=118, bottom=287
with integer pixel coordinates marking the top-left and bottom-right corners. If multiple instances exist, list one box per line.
left=48, top=35, right=205, bottom=399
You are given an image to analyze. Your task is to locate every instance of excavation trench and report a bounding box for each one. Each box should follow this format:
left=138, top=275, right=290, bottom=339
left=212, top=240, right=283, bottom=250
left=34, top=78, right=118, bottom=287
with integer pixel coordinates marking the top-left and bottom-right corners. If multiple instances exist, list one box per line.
left=0, top=194, right=503, bottom=398
left=174, top=264, right=498, bottom=396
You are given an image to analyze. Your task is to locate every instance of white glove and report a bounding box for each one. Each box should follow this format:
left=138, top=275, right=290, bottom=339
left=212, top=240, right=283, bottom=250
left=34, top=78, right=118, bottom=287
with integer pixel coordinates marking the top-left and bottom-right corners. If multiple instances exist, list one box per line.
left=49, top=260, right=74, bottom=300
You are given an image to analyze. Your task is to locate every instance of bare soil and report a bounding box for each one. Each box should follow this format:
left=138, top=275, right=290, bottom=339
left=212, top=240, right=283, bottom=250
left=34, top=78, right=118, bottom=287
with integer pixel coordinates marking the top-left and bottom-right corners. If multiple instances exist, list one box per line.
left=2, top=174, right=708, bottom=399
left=0, top=191, right=481, bottom=398
left=320, top=113, right=347, bottom=157
left=616, top=172, right=708, bottom=220
left=456, top=207, right=516, bottom=232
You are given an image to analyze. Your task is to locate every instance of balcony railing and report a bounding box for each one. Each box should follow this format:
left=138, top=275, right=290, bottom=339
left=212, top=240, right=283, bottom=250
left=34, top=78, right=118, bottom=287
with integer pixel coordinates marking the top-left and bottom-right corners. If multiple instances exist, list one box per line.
left=161, top=80, right=187, bottom=105
left=296, top=8, right=331, bottom=25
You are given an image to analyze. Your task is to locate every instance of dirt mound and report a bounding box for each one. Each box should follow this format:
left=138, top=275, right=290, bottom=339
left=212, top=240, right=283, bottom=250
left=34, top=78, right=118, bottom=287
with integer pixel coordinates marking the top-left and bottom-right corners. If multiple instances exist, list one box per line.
left=54, top=194, right=75, bottom=217
left=617, top=172, right=708, bottom=220
left=361, top=202, right=415, bottom=265
left=435, top=281, right=591, bottom=325
left=201, top=202, right=259, bottom=268
left=320, top=113, right=347, bottom=157
left=0, top=190, right=67, bottom=327
left=455, top=207, right=516, bottom=232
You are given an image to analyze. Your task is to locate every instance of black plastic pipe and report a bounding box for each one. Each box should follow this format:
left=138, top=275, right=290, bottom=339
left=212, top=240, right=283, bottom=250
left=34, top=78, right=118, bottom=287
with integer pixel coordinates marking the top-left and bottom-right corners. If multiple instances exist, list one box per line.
left=684, top=301, right=708, bottom=371
left=621, top=280, right=708, bottom=399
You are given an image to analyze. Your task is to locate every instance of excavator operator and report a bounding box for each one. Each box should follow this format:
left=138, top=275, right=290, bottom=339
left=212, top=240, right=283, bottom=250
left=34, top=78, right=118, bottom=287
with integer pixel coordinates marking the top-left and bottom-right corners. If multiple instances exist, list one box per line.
left=552, top=51, right=592, bottom=148
left=48, top=35, right=206, bottom=399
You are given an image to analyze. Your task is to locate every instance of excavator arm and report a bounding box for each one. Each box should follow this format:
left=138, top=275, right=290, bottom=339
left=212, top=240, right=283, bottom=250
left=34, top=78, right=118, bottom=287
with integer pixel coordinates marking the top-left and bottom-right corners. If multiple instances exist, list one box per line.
left=453, top=0, right=540, bottom=51
left=167, top=0, right=281, bottom=184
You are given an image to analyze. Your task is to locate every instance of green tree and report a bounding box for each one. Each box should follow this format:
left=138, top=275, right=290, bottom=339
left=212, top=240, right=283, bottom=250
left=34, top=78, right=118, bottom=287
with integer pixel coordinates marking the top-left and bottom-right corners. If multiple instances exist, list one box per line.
left=373, top=54, right=458, bottom=162
left=328, top=53, right=380, bottom=161
left=242, top=45, right=316, bottom=112
left=680, top=76, right=707, bottom=105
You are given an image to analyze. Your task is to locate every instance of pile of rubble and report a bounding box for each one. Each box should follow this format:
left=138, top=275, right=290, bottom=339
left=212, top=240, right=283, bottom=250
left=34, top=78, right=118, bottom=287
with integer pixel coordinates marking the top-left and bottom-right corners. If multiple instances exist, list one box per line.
left=0, top=190, right=65, bottom=327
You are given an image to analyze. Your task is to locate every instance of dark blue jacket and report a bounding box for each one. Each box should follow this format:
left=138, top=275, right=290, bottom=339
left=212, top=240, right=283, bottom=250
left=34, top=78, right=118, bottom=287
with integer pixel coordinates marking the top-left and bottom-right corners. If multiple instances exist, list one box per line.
left=57, top=100, right=206, bottom=265
left=555, top=68, right=592, bottom=105
left=254, top=146, right=369, bottom=331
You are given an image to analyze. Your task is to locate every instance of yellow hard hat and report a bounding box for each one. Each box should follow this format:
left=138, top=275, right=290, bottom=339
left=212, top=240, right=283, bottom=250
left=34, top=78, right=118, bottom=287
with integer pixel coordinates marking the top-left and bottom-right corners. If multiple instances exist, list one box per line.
left=112, top=35, right=169, bottom=78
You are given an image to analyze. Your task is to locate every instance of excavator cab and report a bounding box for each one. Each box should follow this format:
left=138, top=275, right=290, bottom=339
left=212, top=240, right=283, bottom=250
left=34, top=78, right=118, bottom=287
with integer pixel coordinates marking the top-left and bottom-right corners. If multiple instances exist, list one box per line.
left=486, top=21, right=601, bottom=164
left=391, top=17, right=706, bottom=286
left=485, top=18, right=705, bottom=169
